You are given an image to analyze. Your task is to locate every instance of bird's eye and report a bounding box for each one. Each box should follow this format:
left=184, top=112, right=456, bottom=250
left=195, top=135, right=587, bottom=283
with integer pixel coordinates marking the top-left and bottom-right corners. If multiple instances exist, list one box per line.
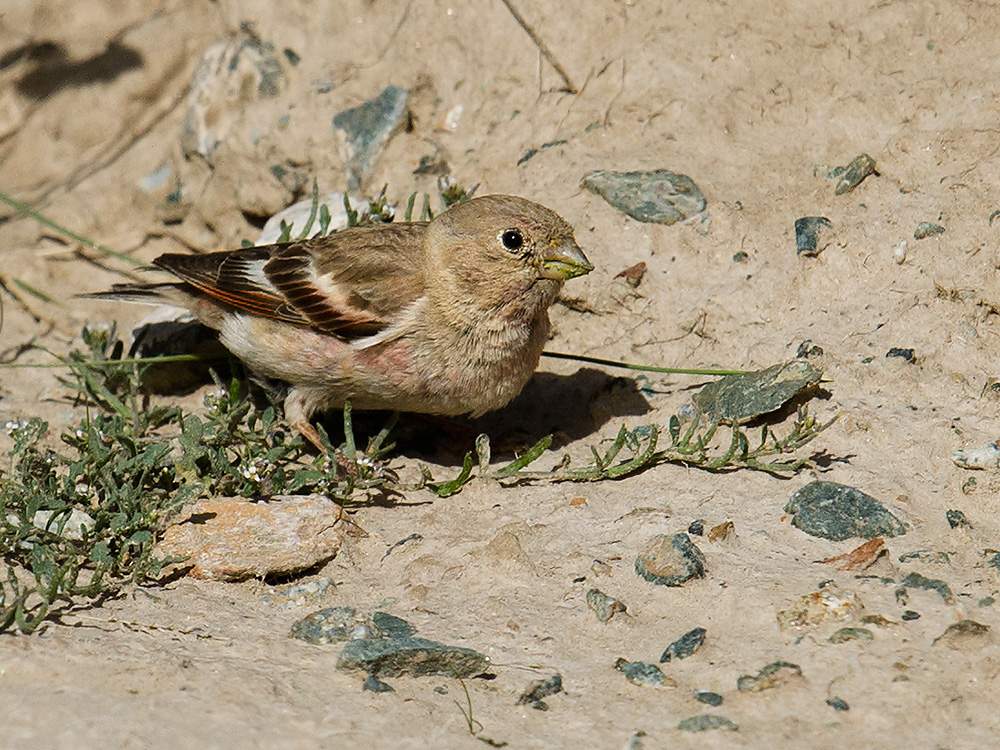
left=500, top=228, right=524, bottom=252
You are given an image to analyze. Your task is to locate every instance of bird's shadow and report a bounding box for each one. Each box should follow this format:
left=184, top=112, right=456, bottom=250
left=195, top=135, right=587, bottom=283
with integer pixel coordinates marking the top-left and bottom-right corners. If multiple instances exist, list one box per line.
left=336, top=368, right=652, bottom=468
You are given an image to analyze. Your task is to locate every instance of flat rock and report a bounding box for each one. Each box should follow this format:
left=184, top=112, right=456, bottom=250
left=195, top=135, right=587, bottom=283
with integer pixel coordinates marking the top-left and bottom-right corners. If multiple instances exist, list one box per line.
left=737, top=660, right=803, bottom=692
left=333, top=85, right=409, bottom=190
left=933, top=620, right=991, bottom=649
left=586, top=588, right=627, bottom=622
left=336, top=637, right=489, bottom=678
left=777, top=584, right=864, bottom=630
left=517, top=674, right=563, bottom=710
left=785, top=481, right=906, bottom=541
left=660, top=627, right=707, bottom=662
left=692, top=360, right=822, bottom=424
left=677, top=714, right=738, bottom=732
left=614, top=659, right=673, bottom=687
left=635, top=533, right=706, bottom=586
left=794, top=216, right=833, bottom=256
left=581, top=169, right=706, bottom=224
left=831, top=153, right=877, bottom=195
left=155, top=495, right=344, bottom=581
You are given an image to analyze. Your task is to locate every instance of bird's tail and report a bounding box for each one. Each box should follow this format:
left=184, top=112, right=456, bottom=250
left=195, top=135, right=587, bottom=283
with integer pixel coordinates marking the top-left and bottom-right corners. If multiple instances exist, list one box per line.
left=78, top=283, right=180, bottom=305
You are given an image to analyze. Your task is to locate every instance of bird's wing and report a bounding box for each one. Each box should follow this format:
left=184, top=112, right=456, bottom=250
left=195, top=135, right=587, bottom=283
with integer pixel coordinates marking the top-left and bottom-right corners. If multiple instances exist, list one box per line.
left=154, top=223, right=429, bottom=340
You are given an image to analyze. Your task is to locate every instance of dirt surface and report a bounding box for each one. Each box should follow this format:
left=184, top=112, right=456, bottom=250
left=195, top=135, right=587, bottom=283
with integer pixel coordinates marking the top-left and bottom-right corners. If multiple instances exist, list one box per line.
left=4, top=1, right=1000, bottom=747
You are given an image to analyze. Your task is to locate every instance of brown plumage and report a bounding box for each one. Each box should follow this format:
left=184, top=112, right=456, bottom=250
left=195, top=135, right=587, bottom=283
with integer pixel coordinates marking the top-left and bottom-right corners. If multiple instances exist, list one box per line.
left=98, top=194, right=593, bottom=449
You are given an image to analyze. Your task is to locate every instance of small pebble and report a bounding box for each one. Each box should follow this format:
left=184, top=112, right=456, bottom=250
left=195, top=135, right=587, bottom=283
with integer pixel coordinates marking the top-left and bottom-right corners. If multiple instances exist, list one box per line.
left=833, top=153, right=877, bottom=195
left=886, top=347, right=916, bottom=362
left=581, top=169, right=706, bottom=225
left=291, top=606, right=359, bottom=644
left=707, top=521, right=735, bottom=542
left=262, top=578, right=335, bottom=609
left=732, top=251, right=749, bottom=263
left=777, top=584, right=863, bottom=629
left=901, top=610, right=921, bottom=621
left=933, top=620, right=991, bottom=649
left=737, top=660, right=803, bottom=692
left=362, top=675, right=395, bottom=693
left=517, top=674, right=563, bottom=710
left=687, top=519, right=705, bottom=536
left=614, top=658, right=672, bottom=687
left=337, top=637, right=489, bottom=678
left=796, top=340, right=824, bottom=358
left=826, top=697, right=850, bottom=712
left=900, top=572, right=953, bottom=603
left=677, top=714, right=738, bottom=732
left=898, top=550, right=949, bottom=564
left=795, top=216, right=833, bottom=256
left=828, top=627, right=874, bottom=644
left=913, top=222, right=945, bottom=239
left=693, top=690, right=723, bottom=706
left=634, top=533, right=706, bottom=586
left=660, top=627, right=707, bottom=662
left=893, top=240, right=907, bottom=264
left=332, top=85, right=409, bottom=190
left=785, top=481, right=906, bottom=541
left=952, top=442, right=1000, bottom=470
left=370, top=612, right=418, bottom=638
left=946, top=509, right=972, bottom=529
left=586, top=588, right=628, bottom=623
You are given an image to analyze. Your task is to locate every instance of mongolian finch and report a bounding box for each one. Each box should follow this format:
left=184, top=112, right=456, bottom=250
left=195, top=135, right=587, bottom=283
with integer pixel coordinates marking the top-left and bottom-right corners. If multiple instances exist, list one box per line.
left=97, top=194, right=593, bottom=449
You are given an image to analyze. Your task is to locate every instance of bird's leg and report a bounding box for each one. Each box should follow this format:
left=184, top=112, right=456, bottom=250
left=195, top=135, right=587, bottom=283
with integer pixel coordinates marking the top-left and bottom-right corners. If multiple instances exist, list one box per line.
left=284, top=389, right=355, bottom=473
left=293, top=418, right=327, bottom=453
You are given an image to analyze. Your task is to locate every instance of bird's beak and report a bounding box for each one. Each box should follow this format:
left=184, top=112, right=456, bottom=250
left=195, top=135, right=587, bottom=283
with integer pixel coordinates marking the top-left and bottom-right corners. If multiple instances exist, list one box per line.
left=539, top=239, right=594, bottom=280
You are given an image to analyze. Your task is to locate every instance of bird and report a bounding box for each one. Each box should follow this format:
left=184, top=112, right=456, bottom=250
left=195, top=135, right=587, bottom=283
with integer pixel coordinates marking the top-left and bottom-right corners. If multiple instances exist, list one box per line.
left=95, top=194, right=593, bottom=450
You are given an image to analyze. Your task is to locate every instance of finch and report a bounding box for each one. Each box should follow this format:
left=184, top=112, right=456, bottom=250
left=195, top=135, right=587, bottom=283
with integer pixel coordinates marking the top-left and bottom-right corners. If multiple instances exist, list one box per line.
left=96, top=194, right=593, bottom=449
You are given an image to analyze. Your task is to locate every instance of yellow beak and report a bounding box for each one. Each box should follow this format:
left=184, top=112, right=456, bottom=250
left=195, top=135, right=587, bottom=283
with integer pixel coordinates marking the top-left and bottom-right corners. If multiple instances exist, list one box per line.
left=540, top=240, right=594, bottom=280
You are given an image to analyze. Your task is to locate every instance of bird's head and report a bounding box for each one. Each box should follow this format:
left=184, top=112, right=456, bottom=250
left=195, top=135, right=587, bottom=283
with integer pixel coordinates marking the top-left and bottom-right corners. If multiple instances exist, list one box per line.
left=426, top=194, right=593, bottom=320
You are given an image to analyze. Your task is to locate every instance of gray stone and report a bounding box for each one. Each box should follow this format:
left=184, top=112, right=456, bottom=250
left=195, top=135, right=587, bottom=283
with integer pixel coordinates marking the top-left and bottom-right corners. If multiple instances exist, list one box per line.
left=693, top=360, right=822, bottom=424
left=635, top=533, right=706, bottom=586
left=337, top=637, right=489, bottom=678
left=795, top=216, right=833, bottom=256
left=828, top=627, right=874, bottom=644
left=693, top=690, right=723, bottom=706
left=897, top=549, right=949, bottom=565
left=914, top=222, right=945, bottom=239
left=785, top=481, right=907, bottom=541
left=947, top=509, right=972, bottom=529
left=614, top=658, right=668, bottom=686
left=832, top=153, right=877, bottom=195
left=677, top=714, right=738, bottom=732
left=737, top=660, right=803, bottom=692
left=660, top=627, right=707, bottom=662
left=826, top=697, right=850, bottom=711
left=586, top=588, right=627, bottom=622
left=290, top=606, right=360, bottom=644
left=362, top=675, right=394, bottom=693
left=516, top=674, right=563, bottom=710
left=933, top=620, right=991, bottom=649
left=581, top=169, right=706, bottom=224
left=333, top=85, right=409, bottom=190
left=370, top=612, right=418, bottom=638
left=900, top=572, right=953, bottom=603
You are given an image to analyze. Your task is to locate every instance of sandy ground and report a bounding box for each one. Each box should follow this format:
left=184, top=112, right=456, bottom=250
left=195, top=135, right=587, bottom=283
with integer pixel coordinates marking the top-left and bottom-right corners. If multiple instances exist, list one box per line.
left=3, top=0, right=1000, bottom=747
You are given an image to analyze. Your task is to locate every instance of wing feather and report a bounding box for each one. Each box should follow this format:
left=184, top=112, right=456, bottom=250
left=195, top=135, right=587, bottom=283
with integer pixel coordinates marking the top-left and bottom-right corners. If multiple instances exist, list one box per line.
left=152, top=222, right=429, bottom=340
